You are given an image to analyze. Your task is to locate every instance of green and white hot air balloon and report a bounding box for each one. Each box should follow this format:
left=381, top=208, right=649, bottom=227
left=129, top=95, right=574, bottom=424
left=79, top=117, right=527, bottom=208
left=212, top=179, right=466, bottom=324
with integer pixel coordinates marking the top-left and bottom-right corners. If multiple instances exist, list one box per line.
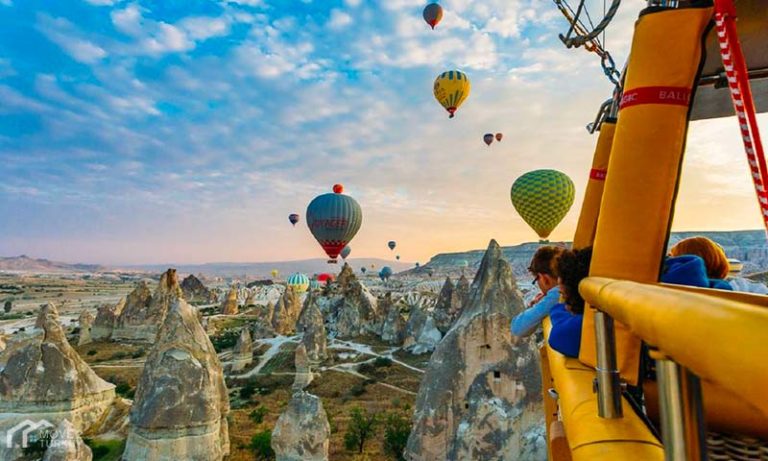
left=510, top=169, right=575, bottom=241
left=286, top=273, right=310, bottom=293
left=306, top=184, right=363, bottom=263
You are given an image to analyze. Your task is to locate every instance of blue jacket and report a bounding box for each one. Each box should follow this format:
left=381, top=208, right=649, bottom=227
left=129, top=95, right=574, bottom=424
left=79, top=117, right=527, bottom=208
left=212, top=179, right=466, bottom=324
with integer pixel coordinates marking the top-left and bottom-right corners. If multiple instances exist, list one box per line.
left=661, top=255, right=732, bottom=290
left=512, top=286, right=560, bottom=337
left=548, top=303, right=583, bottom=358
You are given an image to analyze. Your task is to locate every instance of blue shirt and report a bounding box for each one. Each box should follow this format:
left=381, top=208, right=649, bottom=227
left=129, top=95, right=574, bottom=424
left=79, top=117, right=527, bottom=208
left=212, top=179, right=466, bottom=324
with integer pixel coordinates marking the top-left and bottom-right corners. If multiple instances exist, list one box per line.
left=511, top=286, right=560, bottom=337
left=548, top=303, right=583, bottom=358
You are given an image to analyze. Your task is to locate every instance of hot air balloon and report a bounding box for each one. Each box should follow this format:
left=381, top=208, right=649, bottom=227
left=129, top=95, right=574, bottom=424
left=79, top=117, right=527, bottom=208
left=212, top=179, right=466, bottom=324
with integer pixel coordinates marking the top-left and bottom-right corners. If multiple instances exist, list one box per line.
left=288, top=213, right=299, bottom=226
left=388, top=241, right=396, bottom=251
left=371, top=264, right=375, bottom=269
left=286, top=273, right=310, bottom=293
left=361, top=267, right=367, bottom=274
left=306, top=184, right=363, bottom=263
left=379, top=266, right=393, bottom=281
left=271, top=269, right=279, bottom=279
left=483, top=133, right=494, bottom=146
left=340, top=245, right=351, bottom=260
left=396, top=255, right=401, bottom=260
left=415, top=262, right=420, bottom=268
left=433, top=70, right=470, bottom=118
left=510, top=169, right=575, bottom=241
left=317, top=273, right=335, bottom=285
left=422, top=3, right=443, bottom=30
left=495, top=133, right=503, bottom=142
left=310, top=279, right=321, bottom=290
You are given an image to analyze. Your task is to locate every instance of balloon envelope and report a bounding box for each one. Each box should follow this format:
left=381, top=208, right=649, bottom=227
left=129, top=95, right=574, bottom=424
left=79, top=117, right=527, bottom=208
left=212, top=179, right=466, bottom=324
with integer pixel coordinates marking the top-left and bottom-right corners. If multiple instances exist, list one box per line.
left=288, top=213, right=299, bottom=226
left=396, top=255, right=400, bottom=260
left=306, top=186, right=363, bottom=262
left=271, top=269, right=279, bottom=279
left=434, top=70, right=470, bottom=118
left=380, top=266, right=393, bottom=280
left=422, top=3, right=443, bottom=29
left=495, top=133, right=503, bottom=142
left=340, top=245, right=351, bottom=259
left=388, top=241, right=396, bottom=251
left=483, top=133, right=494, bottom=146
left=317, top=273, right=335, bottom=284
left=286, top=273, right=310, bottom=293
left=361, top=267, right=367, bottom=274
left=510, top=169, right=575, bottom=239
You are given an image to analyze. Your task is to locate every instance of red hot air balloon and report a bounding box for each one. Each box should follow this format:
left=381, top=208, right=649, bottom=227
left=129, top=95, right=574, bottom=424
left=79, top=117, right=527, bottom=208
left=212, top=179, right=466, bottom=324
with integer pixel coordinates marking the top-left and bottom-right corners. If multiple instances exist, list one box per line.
left=423, top=3, right=443, bottom=30
left=289, top=213, right=299, bottom=226
left=483, top=133, right=494, bottom=146
left=317, top=273, right=335, bottom=284
left=306, top=185, right=363, bottom=263
left=496, top=133, right=503, bottom=142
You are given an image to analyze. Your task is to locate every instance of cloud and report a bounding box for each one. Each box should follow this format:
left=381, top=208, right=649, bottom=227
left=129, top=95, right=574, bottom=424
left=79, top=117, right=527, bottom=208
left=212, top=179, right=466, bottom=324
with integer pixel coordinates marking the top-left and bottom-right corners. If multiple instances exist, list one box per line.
left=84, top=0, right=116, bottom=5
left=179, top=16, right=230, bottom=41
left=0, top=0, right=12, bottom=6
left=327, top=9, right=353, bottom=30
left=36, top=15, right=107, bottom=64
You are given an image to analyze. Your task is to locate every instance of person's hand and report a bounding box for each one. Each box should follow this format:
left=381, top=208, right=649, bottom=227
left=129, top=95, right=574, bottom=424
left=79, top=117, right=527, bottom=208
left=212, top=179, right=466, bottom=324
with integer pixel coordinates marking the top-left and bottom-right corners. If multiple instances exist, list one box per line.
left=529, top=292, right=544, bottom=306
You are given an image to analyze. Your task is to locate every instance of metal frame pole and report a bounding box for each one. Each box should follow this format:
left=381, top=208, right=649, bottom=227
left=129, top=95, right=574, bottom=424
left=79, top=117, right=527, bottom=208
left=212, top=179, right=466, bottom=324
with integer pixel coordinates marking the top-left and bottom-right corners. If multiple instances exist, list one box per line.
left=594, top=310, right=623, bottom=418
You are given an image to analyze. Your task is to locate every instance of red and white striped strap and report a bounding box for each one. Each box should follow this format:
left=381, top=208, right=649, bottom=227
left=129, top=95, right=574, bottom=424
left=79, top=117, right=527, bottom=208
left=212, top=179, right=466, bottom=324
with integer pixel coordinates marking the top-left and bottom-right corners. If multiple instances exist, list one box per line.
left=714, top=0, right=768, bottom=233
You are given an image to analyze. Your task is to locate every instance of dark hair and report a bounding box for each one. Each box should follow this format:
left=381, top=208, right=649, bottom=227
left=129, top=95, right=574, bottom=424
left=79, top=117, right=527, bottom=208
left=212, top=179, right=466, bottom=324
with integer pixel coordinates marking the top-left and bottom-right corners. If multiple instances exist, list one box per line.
left=556, top=247, right=593, bottom=314
left=528, top=246, right=564, bottom=276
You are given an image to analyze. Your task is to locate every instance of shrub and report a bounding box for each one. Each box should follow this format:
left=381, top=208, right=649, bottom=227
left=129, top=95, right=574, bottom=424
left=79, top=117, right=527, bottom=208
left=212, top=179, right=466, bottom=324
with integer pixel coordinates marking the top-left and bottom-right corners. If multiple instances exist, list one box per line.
left=131, top=348, right=145, bottom=359
left=109, top=351, right=129, bottom=361
left=250, top=430, right=275, bottom=460
left=383, top=412, right=411, bottom=461
left=3, top=300, right=11, bottom=313
left=373, top=356, right=393, bottom=368
left=348, top=383, right=366, bottom=397
left=357, top=362, right=375, bottom=374
left=87, top=349, right=98, bottom=356
left=240, top=382, right=257, bottom=400
left=210, top=330, right=240, bottom=352
left=249, top=406, right=268, bottom=424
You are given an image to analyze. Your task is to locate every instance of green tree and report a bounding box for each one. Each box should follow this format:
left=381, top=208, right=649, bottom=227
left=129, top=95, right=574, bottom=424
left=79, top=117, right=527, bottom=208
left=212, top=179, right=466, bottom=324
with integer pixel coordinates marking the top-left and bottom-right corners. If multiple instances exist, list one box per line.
left=3, top=300, right=11, bottom=313
left=343, top=406, right=378, bottom=454
left=250, top=430, right=275, bottom=461
left=249, top=406, right=268, bottom=424
left=383, top=412, right=411, bottom=461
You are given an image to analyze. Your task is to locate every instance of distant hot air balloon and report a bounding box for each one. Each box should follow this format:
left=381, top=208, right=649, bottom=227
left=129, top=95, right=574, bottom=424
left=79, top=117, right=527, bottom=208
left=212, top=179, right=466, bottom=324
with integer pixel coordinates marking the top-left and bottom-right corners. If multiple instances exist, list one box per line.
left=309, top=279, right=321, bottom=290
left=396, top=255, right=400, bottom=260
left=379, top=266, right=393, bottom=281
left=433, top=70, right=470, bottom=118
left=495, top=133, right=503, bottom=142
left=288, top=213, right=299, bottom=226
left=271, top=269, right=279, bottom=279
left=510, top=169, right=575, bottom=240
left=340, top=245, right=351, bottom=260
left=286, top=273, right=310, bottom=293
left=422, top=3, right=443, bottom=30
left=317, top=273, right=335, bottom=284
left=415, top=262, right=420, bottom=268
left=483, top=133, right=494, bottom=146
left=388, top=241, right=396, bottom=251
left=306, top=185, right=363, bottom=263
left=361, top=267, right=367, bottom=274
left=371, top=264, right=375, bottom=269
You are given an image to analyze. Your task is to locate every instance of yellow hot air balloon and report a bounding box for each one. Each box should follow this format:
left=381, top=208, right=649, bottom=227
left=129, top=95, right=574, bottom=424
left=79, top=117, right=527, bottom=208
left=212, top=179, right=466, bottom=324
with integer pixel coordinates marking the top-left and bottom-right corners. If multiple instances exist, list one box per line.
left=433, top=70, right=471, bottom=118
left=271, top=269, right=279, bottom=279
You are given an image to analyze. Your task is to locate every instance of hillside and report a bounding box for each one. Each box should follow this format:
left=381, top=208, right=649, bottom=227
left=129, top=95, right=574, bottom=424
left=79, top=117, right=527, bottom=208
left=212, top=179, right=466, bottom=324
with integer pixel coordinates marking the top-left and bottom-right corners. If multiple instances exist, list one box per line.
left=414, top=230, right=768, bottom=278
left=0, top=255, right=107, bottom=273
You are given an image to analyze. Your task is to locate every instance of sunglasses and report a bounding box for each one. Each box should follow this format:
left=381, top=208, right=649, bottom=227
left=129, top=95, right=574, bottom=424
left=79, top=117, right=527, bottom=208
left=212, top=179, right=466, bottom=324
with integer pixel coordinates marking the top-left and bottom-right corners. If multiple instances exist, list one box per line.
left=531, top=274, right=540, bottom=286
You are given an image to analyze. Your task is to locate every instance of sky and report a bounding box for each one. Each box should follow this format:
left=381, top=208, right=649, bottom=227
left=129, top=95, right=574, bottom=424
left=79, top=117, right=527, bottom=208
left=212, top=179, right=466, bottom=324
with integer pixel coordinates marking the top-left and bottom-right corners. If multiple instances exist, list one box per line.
left=0, top=0, right=765, bottom=265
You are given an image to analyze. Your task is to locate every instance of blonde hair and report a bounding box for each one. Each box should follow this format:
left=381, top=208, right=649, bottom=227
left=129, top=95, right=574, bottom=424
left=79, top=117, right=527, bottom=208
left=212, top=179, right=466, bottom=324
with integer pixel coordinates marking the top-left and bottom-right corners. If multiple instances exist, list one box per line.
left=669, top=237, right=730, bottom=279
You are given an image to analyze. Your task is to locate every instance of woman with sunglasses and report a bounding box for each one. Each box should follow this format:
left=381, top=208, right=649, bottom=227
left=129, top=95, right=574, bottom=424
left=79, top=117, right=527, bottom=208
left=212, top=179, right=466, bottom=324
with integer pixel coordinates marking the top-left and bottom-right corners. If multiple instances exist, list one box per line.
left=511, top=246, right=564, bottom=337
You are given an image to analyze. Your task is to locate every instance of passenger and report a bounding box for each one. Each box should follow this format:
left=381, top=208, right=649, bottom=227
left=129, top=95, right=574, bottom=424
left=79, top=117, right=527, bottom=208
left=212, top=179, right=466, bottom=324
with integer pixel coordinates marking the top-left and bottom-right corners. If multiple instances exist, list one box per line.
left=667, top=237, right=732, bottom=290
left=511, top=246, right=564, bottom=337
left=548, top=247, right=592, bottom=358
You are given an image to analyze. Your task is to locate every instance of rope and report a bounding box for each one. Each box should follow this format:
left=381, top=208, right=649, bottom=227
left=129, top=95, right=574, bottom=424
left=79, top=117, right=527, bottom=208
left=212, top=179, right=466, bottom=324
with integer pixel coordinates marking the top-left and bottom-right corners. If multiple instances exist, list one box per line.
left=714, top=0, right=768, bottom=234
left=560, top=0, right=621, bottom=49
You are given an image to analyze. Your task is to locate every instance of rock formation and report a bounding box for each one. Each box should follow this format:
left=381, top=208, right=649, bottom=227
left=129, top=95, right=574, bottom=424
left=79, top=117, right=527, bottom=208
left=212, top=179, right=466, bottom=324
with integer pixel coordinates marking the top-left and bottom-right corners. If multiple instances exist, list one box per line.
left=326, top=267, right=378, bottom=338
left=123, top=297, right=230, bottom=461
left=42, top=419, right=92, bottom=461
left=380, top=293, right=406, bottom=345
left=433, top=275, right=470, bottom=334
left=231, top=328, right=253, bottom=372
left=181, top=274, right=216, bottom=304
left=297, top=293, right=327, bottom=362
left=402, top=301, right=442, bottom=354
left=219, top=285, right=239, bottom=315
left=292, top=343, right=313, bottom=391
left=271, top=391, right=330, bottom=461
left=244, top=290, right=256, bottom=307
left=0, top=303, right=116, bottom=460
left=77, top=310, right=94, bottom=346
left=405, top=240, right=545, bottom=461
left=113, top=270, right=182, bottom=342
left=91, top=299, right=125, bottom=341
left=272, top=287, right=301, bottom=335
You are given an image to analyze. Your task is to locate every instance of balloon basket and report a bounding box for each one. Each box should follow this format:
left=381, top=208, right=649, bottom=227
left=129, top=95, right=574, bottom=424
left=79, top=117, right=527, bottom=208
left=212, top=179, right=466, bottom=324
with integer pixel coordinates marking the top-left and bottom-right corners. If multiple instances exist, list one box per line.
left=327, top=259, right=338, bottom=264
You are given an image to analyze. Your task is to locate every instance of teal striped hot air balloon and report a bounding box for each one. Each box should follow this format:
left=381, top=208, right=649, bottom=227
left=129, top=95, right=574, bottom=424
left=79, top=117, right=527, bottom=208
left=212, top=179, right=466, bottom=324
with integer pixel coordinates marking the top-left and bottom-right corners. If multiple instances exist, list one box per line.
left=379, top=266, right=393, bottom=281
left=340, top=245, right=351, bottom=260
left=510, top=169, right=575, bottom=240
left=306, top=184, right=363, bottom=263
left=286, top=273, right=309, bottom=293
